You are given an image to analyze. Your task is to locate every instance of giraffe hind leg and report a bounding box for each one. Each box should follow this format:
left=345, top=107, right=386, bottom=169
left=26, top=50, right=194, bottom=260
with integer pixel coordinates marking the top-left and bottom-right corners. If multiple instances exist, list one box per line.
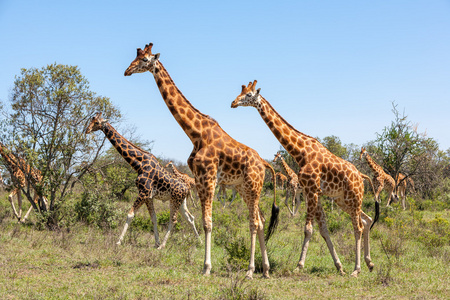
left=8, top=188, right=22, bottom=221
left=360, top=211, right=374, bottom=271
left=116, top=192, right=146, bottom=245
left=315, top=201, right=345, bottom=275
left=179, top=198, right=200, bottom=240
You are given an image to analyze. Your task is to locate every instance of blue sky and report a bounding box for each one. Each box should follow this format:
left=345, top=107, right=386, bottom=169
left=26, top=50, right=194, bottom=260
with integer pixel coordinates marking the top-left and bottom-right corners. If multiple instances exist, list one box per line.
left=1, top=1, right=449, bottom=163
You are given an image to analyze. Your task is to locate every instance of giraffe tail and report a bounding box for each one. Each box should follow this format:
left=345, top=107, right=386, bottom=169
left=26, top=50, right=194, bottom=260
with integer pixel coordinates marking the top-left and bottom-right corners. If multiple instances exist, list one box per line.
left=263, top=160, right=279, bottom=241
left=361, top=173, right=380, bottom=230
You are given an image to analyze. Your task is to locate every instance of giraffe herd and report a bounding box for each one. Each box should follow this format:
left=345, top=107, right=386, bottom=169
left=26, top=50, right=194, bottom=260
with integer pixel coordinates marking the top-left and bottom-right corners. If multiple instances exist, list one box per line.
left=0, top=42, right=416, bottom=279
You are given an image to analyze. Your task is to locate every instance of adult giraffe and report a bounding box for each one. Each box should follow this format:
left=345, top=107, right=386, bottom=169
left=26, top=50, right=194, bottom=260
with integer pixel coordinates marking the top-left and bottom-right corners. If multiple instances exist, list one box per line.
left=231, top=80, right=378, bottom=277
left=124, top=44, right=278, bottom=279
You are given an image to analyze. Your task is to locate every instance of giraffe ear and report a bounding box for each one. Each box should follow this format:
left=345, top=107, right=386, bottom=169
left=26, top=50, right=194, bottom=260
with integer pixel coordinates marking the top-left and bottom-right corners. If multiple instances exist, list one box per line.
left=154, top=53, right=161, bottom=60
left=256, top=88, right=261, bottom=95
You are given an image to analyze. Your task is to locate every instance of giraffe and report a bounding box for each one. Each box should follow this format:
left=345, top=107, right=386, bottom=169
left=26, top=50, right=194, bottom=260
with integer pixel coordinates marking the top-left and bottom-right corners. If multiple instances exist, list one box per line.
left=394, top=173, right=414, bottom=210
left=275, top=172, right=287, bottom=190
left=0, top=142, right=48, bottom=222
left=231, top=80, right=378, bottom=277
left=216, top=184, right=237, bottom=207
left=273, top=152, right=302, bottom=216
left=85, top=113, right=199, bottom=249
left=165, top=161, right=199, bottom=208
left=124, top=43, right=278, bottom=279
left=360, top=147, right=398, bottom=206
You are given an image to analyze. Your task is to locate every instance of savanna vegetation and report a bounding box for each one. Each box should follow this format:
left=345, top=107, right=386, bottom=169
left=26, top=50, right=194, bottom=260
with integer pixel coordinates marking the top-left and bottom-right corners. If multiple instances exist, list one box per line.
left=0, top=65, right=449, bottom=299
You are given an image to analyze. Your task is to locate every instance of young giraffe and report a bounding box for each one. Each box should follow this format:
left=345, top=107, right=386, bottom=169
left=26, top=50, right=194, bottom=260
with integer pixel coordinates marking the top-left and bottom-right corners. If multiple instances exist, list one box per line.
left=124, top=43, right=278, bottom=279
left=394, top=173, right=414, bottom=210
left=0, top=142, right=48, bottom=222
left=275, top=172, right=287, bottom=190
left=231, top=80, right=378, bottom=277
left=85, top=113, right=199, bottom=249
left=165, top=161, right=199, bottom=208
left=360, top=147, right=398, bottom=206
left=216, top=184, right=237, bottom=207
left=273, top=152, right=302, bottom=216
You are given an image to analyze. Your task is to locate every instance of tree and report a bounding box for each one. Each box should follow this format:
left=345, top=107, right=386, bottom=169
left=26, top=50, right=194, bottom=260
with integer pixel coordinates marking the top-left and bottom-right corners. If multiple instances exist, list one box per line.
left=0, top=63, right=121, bottom=227
left=373, top=102, right=439, bottom=197
left=320, top=135, right=349, bottom=160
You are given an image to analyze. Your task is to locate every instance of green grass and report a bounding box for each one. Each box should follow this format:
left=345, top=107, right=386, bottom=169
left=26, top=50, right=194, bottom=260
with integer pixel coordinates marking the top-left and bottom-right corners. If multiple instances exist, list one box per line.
left=0, top=190, right=449, bottom=299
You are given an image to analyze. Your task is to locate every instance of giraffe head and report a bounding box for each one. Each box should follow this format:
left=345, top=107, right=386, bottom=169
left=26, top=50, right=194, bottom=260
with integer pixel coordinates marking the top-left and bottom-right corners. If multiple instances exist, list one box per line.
left=85, top=112, right=108, bottom=134
left=124, top=43, right=161, bottom=76
left=359, top=147, right=367, bottom=160
left=273, top=152, right=282, bottom=163
left=165, top=161, right=174, bottom=169
left=231, top=80, right=261, bottom=108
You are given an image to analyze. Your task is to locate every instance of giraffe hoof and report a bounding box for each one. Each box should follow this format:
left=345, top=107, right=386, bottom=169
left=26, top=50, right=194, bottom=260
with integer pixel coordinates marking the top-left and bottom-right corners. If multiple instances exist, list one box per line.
left=293, top=266, right=302, bottom=274
left=350, top=270, right=360, bottom=278
left=368, top=262, right=374, bottom=272
left=262, top=271, right=270, bottom=279
left=202, top=267, right=211, bottom=276
left=245, top=271, right=254, bottom=280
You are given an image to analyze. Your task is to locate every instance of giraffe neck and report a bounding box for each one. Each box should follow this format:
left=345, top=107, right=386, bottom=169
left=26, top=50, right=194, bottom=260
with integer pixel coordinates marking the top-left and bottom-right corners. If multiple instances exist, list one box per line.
left=364, top=153, right=383, bottom=176
left=256, top=97, right=314, bottom=160
left=0, top=145, right=41, bottom=182
left=170, top=164, right=184, bottom=178
left=0, top=145, right=20, bottom=172
left=279, top=157, right=295, bottom=177
left=151, top=61, right=215, bottom=145
left=101, top=123, right=146, bottom=172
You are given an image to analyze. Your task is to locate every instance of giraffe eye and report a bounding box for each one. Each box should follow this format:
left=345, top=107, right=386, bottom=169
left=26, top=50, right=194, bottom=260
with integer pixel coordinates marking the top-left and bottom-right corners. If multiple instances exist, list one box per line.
left=142, top=57, right=148, bottom=62
left=247, top=93, right=252, bottom=97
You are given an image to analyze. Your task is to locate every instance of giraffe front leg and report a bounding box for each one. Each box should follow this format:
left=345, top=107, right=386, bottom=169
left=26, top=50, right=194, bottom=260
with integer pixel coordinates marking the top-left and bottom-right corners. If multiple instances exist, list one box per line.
left=284, top=189, right=294, bottom=216
left=295, top=191, right=317, bottom=272
left=22, top=194, right=40, bottom=223
left=145, top=199, right=160, bottom=248
left=117, top=193, right=145, bottom=245
left=158, top=211, right=176, bottom=250
left=293, top=189, right=302, bottom=216
left=244, top=197, right=261, bottom=280
left=256, top=206, right=270, bottom=279
left=198, top=177, right=216, bottom=276
left=21, top=205, right=34, bottom=223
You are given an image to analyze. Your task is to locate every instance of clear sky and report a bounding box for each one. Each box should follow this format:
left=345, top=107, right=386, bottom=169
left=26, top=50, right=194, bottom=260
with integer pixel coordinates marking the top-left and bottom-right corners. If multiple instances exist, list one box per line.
left=1, top=1, right=449, bottom=163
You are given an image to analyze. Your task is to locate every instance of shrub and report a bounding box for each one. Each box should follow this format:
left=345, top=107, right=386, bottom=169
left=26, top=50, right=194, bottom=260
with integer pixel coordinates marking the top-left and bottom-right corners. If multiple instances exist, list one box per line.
left=74, top=191, right=120, bottom=229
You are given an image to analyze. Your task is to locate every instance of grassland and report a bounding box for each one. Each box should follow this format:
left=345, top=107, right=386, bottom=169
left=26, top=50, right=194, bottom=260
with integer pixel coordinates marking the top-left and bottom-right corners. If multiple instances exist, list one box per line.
left=0, top=189, right=449, bottom=299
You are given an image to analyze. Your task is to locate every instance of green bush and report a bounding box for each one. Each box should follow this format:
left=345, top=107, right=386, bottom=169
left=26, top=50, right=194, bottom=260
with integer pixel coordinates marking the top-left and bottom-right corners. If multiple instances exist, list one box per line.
left=74, top=191, right=120, bottom=229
